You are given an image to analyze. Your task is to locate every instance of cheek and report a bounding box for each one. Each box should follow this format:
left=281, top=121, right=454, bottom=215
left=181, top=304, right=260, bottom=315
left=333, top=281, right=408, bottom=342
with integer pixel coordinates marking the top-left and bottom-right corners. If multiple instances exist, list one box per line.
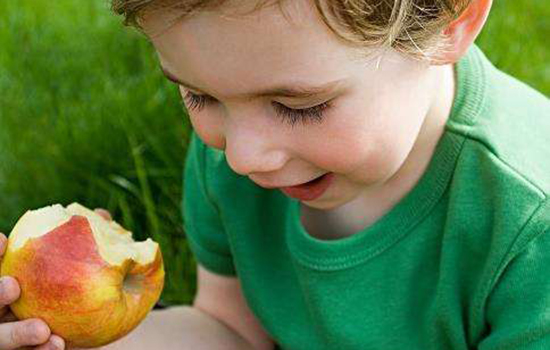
left=322, top=135, right=400, bottom=184
left=187, top=109, right=226, bottom=150
left=180, top=86, right=225, bottom=150
left=342, top=138, right=411, bottom=184
left=298, top=95, right=425, bottom=184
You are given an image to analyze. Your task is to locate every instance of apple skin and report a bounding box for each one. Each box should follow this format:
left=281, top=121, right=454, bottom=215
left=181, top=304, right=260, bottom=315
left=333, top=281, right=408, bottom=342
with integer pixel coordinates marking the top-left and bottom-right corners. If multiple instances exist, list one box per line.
left=0, top=215, right=165, bottom=348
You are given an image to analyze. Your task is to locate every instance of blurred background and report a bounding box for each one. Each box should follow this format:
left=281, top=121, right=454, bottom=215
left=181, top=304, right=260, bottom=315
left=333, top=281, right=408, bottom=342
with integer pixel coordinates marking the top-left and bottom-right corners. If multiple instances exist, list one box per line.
left=0, top=0, right=548, bottom=305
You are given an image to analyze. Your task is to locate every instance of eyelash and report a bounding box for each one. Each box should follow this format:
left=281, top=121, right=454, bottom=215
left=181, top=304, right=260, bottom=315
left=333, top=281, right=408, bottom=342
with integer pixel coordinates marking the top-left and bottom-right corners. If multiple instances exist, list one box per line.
left=182, top=91, right=331, bottom=127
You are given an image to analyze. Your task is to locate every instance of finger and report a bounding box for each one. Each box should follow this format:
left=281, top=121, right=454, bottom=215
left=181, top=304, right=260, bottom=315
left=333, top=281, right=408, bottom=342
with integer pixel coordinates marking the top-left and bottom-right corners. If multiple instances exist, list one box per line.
left=0, top=232, right=7, bottom=256
left=0, top=233, right=9, bottom=318
left=94, top=208, right=112, bottom=221
left=0, top=276, right=20, bottom=318
left=0, top=318, right=51, bottom=349
left=34, top=334, right=65, bottom=350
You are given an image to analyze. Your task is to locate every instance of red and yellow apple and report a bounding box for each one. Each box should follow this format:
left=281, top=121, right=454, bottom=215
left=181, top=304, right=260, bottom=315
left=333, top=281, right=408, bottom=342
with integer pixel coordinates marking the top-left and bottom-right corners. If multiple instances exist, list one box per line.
left=0, top=203, right=165, bottom=348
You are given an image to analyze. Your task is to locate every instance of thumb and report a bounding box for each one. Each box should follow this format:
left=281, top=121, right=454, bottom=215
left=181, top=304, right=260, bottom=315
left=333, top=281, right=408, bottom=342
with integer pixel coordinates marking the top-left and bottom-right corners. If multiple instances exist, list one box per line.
left=94, top=208, right=112, bottom=221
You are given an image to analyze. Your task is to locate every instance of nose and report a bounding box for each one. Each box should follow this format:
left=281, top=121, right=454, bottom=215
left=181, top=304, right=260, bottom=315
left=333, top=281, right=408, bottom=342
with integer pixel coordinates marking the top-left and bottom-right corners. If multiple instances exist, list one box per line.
left=223, top=119, right=288, bottom=176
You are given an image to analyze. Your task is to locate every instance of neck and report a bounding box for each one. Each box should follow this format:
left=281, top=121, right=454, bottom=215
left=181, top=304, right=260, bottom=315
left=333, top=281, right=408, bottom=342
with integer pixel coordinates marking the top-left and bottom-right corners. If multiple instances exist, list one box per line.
left=385, top=63, right=456, bottom=192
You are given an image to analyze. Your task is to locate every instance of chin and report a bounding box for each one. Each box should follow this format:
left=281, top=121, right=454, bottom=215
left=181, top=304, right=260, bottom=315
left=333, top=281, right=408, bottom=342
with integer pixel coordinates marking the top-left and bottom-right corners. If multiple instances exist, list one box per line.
left=303, top=179, right=369, bottom=211
left=302, top=192, right=351, bottom=211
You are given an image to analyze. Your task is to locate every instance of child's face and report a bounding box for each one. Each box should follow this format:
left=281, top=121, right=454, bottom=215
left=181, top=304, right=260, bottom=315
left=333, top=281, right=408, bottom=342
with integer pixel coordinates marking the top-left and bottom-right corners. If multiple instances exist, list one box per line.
left=144, top=0, right=451, bottom=211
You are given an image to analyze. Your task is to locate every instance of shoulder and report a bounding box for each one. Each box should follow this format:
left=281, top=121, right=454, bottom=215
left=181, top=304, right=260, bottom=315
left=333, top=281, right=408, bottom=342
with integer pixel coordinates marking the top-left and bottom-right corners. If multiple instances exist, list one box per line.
left=441, top=44, right=549, bottom=275
left=446, top=45, right=550, bottom=197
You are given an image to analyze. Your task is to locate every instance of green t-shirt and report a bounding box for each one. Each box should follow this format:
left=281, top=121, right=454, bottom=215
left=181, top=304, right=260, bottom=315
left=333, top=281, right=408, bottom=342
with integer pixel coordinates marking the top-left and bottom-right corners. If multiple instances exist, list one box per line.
left=182, top=44, right=550, bottom=349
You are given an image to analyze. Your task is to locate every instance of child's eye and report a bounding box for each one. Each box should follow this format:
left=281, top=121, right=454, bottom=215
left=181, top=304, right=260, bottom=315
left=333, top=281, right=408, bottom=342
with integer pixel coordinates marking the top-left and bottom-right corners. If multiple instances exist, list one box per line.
left=182, top=91, right=331, bottom=127
left=183, top=91, right=214, bottom=112
left=271, top=101, right=330, bottom=127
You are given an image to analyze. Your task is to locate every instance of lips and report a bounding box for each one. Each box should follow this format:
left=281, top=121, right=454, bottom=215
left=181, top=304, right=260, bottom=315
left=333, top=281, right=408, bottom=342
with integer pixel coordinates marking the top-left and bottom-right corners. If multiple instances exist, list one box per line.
left=289, top=173, right=327, bottom=187
left=303, top=173, right=328, bottom=185
left=280, top=173, right=334, bottom=201
left=253, top=173, right=325, bottom=189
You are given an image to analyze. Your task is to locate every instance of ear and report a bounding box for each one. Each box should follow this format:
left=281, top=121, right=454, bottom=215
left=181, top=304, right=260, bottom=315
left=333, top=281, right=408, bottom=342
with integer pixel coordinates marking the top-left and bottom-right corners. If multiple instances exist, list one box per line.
left=431, top=0, right=493, bottom=65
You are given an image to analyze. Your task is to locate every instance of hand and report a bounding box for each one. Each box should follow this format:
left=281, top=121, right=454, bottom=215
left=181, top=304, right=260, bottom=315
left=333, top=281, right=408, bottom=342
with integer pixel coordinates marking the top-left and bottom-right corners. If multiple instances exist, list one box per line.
left=93, top=208, right=112, bottom=222
left=0, top=233, right=65, bottom=350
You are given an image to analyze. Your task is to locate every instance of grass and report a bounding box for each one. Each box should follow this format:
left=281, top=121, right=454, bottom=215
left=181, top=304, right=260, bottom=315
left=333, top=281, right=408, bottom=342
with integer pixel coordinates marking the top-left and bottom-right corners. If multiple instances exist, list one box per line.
left=0, top=0, right=548, bottom=305
left=476, top=0, right=549, bottom=94
left=0, top=0, right=195, bottom=305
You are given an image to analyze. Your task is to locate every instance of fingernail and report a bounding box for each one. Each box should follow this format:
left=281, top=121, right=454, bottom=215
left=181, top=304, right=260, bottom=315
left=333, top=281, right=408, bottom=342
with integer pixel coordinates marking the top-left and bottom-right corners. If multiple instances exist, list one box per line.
left=50, top=335, right=65, bottom=349
left=0, top=276, right=9, bottom=290
left=27, top=320, right=49, bottom=341
left=0, top=277, right=18, bottom=301
left=0, top=278, right=8, bottom=301
left=0, top=276, right=13, bottom=290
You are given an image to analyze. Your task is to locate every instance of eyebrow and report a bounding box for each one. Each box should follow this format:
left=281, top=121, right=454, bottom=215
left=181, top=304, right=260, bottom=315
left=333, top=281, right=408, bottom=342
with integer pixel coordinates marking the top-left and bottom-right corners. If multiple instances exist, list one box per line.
left=160, top=65, right=345, bottom=99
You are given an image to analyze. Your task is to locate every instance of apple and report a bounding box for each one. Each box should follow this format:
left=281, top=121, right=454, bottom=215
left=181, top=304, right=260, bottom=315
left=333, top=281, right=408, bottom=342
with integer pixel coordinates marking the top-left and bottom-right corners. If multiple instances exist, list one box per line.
left=0, top=203, right=165, bottom=348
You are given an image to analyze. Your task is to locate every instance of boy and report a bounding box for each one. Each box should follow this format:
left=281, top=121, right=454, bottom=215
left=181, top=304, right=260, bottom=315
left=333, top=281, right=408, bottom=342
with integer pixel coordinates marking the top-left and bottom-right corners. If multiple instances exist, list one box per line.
left=0, top=0, right=548, bottom=349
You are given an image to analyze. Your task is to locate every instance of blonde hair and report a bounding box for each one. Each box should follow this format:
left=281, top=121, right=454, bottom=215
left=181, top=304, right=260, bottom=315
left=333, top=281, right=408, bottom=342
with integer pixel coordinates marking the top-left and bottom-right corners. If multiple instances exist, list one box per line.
left=111, top=0, right=472, bottom=62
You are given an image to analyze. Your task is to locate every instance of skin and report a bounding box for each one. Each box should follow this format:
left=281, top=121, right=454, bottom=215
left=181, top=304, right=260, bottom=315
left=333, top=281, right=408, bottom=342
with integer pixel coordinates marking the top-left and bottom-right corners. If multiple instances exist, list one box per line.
left=0, top=0, right=493, bottom=348
left=143, top=0, right=492, bottom=238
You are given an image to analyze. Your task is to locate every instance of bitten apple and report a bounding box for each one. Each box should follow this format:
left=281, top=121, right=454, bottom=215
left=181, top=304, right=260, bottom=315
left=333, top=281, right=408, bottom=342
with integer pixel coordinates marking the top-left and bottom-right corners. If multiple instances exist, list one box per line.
left=0, top=203, right=165, bottom=348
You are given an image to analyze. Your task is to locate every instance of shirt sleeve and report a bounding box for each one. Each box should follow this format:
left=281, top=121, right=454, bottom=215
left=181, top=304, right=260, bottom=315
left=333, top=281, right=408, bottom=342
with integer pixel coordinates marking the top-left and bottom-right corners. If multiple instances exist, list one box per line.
left=182, top=131, right=237, bottom=276
left=478, top=203, right=550, bottom=349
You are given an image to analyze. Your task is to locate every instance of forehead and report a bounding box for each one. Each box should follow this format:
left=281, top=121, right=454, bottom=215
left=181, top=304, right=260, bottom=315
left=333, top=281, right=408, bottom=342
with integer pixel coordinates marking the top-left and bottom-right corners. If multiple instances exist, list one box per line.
left=142, top=0, right=367, bottom=98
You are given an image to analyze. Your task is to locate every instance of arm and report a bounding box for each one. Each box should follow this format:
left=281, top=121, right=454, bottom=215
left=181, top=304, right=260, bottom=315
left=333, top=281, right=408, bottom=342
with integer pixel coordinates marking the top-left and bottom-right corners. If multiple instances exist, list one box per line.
left=120, top=132, right=273, bottom=350
left=193, top=265, right=275, bottom=350
left=103, top=264, right=275, bottom=350
left=103, top=306, right=255, bottom=350
left=477, top=227, right=550, bottom=349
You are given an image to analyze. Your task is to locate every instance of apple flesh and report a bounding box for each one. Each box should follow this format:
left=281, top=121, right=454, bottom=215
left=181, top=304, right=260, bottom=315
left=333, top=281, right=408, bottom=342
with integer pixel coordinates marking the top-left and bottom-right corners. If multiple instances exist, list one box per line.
left=0, top=203, right=165, bottom=348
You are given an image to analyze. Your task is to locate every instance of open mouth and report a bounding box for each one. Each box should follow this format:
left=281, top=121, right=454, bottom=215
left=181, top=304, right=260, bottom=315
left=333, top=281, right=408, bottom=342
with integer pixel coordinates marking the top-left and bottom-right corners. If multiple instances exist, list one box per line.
left=296, top=173, right=329, bottom=187
left=280, top=172, right=334, bottom=201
